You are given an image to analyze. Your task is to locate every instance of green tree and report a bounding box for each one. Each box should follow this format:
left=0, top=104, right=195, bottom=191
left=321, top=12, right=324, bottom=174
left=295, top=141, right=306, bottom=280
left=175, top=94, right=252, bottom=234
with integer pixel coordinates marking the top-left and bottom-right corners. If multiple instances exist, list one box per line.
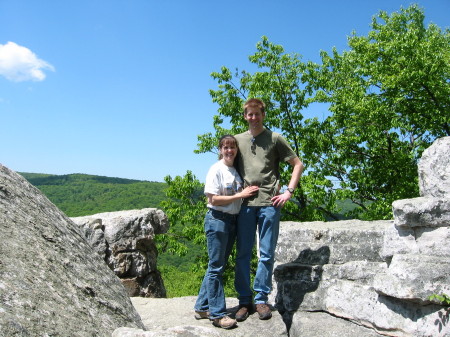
left=156, top=171, right=207, bottom=294
left=304, top=4, right=450, bottom=219
left=158, top=171, right=206, bottom=259
left=157, top=4, right=449, bottom=295
left=196, top=4, right=449, bottom=221
left=157, top=170, right=241, bottom=296
left=196, top=36, right=322, bottom=221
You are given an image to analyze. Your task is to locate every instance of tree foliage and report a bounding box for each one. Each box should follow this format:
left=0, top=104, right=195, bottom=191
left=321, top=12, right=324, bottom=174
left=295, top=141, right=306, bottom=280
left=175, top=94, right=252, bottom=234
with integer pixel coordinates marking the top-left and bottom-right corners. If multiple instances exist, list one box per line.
left=303, top=4, right=449, bottom=219
left=157, top=171, right=207, bottom=264
left=197, top=36, right=320, bottom=221
left=156, top=4, right=449, bottom=296
left=157, top=170, right=253, bottom=297
left=195, top=4, right=449, bottom=221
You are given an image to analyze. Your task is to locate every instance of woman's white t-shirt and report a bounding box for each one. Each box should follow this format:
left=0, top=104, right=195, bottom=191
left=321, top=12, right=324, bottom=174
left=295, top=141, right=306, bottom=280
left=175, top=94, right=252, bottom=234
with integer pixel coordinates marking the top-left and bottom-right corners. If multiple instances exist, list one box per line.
left=204, top=160, right=243, bottom=215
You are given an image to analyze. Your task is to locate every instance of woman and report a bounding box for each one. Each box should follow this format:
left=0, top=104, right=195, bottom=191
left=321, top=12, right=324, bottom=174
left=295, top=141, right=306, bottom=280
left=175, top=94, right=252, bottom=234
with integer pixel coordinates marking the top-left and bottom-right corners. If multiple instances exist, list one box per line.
left=194, top=135, right=259, bottom=329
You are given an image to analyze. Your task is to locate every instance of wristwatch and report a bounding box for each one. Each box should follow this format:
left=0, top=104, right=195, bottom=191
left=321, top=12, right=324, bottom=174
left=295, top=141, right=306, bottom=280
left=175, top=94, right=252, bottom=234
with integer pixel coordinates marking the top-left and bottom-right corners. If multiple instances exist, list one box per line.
left=287, top=187, right=295, bottom=194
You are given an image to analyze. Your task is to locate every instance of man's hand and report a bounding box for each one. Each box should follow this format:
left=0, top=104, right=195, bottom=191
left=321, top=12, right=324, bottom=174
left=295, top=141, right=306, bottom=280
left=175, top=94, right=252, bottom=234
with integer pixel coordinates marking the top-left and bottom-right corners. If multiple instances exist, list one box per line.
left=271, top=191, right=292, bottom=208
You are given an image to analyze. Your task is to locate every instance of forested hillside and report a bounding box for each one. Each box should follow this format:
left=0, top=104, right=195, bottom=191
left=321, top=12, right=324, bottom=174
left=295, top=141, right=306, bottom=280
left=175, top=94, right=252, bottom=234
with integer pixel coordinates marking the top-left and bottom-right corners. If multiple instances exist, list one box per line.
left=18, top=172, right=200, bottom=297
left=18, top=171, right=355, bottom=297
left=19, top=172, right=167, bottom=217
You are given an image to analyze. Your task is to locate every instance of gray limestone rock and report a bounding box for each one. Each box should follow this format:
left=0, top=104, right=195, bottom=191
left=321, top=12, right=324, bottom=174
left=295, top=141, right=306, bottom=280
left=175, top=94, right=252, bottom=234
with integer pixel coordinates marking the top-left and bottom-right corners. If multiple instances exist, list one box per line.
left=381, top=222, right=450, bottom=259
left=393, top=197, right=450, bottom=228
left=290, top=311, right=382, bottom=337
left=323, top=282, right=447, bottom=337
left=114, top=296, right=288, bottom=337
left=418, top=136, right=450, bottom=198
left=271, top=138, right=450, bottom=337
left=374, top=254, right=450, bottom=302
left=72, top=208, right=168, bottom=298
left=113, top=326, right=223, bottom=337
left=271, top=219, right=450, bottom=337
left=113, top=296, right=385, bottom=337
left=273, top=219, right=391, bottom=265
left=0, top=164, right=145, bottom=336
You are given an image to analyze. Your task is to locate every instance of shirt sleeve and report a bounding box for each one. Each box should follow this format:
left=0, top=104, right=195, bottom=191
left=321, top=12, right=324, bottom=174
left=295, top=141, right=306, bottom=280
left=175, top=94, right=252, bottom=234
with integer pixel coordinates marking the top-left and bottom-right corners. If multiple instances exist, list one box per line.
left=276, top=133, right=297, bottom=162
left=204, top=163, right=221, bottom=196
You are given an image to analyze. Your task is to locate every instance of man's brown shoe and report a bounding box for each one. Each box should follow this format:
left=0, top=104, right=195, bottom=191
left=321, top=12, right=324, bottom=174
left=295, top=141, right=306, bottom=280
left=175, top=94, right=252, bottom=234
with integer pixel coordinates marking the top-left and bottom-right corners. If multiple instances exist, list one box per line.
left=234, top=305, right=249, bottom=322
left=235, top=304, right=252, bottom=322
left=212, top=315, right=237, bottom=329
left=256, top=303, right=272, bottom=320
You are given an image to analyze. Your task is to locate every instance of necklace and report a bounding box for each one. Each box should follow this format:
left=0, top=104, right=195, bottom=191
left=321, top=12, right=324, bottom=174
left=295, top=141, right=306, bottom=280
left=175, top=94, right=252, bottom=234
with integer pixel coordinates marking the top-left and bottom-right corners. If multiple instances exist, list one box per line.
left=247, top=130, right=256, bottom=143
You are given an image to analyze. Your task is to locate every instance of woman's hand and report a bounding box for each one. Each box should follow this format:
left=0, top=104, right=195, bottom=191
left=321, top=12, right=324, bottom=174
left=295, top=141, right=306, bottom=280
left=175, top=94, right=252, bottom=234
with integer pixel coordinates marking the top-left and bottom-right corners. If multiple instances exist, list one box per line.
left=239, top=185, right=259, bottom=199
left=208, top=185, right=259, bottom=206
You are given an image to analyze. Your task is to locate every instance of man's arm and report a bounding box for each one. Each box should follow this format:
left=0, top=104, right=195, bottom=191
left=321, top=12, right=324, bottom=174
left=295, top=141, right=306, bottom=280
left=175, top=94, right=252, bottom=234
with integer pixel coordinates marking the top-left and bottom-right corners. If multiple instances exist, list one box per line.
left=271, top=157, right=304, bottom=208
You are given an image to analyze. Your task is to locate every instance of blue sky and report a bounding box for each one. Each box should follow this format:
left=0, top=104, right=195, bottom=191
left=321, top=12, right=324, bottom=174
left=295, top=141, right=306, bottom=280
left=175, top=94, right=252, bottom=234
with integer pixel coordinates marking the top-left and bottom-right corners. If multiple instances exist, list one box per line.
left=1, top=0, right=448, bottom=183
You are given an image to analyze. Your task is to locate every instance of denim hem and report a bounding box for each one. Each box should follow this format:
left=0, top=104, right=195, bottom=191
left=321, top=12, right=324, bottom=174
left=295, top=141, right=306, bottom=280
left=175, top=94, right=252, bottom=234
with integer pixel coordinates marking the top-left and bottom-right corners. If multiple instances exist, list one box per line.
left=210, top=313, right=227, bottom=320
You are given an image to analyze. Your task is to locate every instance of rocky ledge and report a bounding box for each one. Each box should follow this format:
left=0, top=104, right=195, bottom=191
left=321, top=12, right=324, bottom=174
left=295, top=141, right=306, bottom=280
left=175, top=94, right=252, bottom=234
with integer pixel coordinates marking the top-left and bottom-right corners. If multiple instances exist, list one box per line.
left=1, top=136, right=449, bottom=337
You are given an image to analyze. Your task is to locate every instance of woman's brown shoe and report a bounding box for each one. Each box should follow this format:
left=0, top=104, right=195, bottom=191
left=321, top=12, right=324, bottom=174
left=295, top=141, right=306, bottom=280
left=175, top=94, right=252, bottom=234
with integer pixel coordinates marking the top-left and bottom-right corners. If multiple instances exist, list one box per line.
left=212, top=315, right=237, bottom=329
left=194, top=311, right=209, bottom=320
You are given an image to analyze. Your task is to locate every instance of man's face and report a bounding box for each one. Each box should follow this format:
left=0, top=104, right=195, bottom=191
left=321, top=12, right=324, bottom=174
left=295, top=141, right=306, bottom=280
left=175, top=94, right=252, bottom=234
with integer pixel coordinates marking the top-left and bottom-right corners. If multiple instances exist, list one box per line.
left=244, top=106, right=265, bottom=129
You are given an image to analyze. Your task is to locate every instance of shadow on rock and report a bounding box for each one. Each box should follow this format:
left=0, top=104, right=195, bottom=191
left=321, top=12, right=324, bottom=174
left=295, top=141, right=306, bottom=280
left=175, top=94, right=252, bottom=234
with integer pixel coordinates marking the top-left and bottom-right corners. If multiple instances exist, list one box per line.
left=274, top=246, right=330, bottom=335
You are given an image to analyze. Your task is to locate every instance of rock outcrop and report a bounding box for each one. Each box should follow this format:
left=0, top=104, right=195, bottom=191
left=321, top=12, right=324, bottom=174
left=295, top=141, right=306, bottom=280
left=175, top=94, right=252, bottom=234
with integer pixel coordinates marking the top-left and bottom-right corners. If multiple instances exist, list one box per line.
left=0, top=165, right=145, bottom=337
left=111, top=138, right=449, bottom=337
left=418, top=136, right=450, bottom=198
left=71, top=209, right=168, bottom=298
left=272, top=137, right=450, bottom=337
left=3, top=137, right=449, bottom=337
left=116, top=297, right=288, bottom=337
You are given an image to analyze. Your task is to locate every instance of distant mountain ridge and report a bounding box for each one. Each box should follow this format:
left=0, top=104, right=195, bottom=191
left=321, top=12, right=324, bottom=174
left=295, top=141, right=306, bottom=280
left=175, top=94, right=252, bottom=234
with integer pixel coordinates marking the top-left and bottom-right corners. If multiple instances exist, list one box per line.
left=20, top=172, right=147, bottom=185
left=19, top=172, right=167, bottom=217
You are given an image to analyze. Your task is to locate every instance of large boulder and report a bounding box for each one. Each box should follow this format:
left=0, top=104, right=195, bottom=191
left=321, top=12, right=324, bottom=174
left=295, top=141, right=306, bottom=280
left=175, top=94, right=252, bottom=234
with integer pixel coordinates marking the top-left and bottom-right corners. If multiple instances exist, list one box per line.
left=72, top=209, right=169, bottom=298
left=271, top=220, right=394, bottom=335
left=0, top=164, right=145, bottom=336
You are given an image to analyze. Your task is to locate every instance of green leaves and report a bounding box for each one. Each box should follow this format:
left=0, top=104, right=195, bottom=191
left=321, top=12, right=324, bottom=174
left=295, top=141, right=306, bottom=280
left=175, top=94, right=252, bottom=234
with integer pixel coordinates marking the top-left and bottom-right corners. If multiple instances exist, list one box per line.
left=305, top=4, right=449, bottom=219
left=157, top=171, right=207, bottom=271
left=198, top=5, right=449, bottom=222
left=429, top=294, right=450, bottom=307
left=156, top=5, right=449, bottom=296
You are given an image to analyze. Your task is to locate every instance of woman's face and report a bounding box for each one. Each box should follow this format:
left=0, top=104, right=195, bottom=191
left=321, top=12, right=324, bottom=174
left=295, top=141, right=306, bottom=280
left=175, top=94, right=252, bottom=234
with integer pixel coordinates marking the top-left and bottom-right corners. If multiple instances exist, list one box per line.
left=220, top=140, right=238, bottom=166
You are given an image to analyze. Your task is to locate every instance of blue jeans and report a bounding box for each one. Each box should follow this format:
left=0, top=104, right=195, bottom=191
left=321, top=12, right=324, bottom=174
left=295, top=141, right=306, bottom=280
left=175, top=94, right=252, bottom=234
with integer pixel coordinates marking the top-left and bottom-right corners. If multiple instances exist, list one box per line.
left=194, top=209, right=237, bottom=319
left=234, top=205, right=281, bottom=305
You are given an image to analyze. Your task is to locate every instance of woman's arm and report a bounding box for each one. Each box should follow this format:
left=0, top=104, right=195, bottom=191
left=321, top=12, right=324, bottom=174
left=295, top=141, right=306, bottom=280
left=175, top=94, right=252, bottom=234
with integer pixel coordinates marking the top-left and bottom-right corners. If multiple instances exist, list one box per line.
left=207, top=185, right=259, bottom=206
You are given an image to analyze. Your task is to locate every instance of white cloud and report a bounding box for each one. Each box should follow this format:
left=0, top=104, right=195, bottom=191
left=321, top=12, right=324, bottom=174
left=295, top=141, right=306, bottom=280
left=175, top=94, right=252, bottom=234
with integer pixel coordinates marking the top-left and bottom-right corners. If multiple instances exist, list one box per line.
left=0, top=41, right=55, bottom=82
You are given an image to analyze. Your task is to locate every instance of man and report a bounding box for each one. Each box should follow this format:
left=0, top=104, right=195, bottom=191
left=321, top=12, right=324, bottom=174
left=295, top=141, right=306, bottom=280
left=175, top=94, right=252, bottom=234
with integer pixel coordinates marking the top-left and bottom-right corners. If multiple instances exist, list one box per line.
left=234, top=98, right=304, bottom=321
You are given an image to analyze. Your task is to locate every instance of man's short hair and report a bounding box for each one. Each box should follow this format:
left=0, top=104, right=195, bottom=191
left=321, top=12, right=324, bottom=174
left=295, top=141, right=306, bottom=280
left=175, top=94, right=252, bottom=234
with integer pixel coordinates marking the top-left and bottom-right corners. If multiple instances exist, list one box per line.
left=243, top=98, right=265, bottom=114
